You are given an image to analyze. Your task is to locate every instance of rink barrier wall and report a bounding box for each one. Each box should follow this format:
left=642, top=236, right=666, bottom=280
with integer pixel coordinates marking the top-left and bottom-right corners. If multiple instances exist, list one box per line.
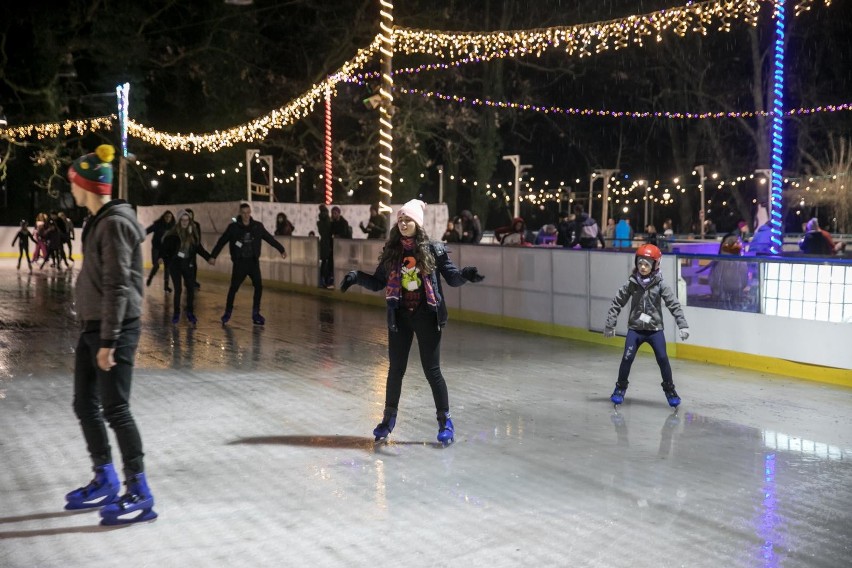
left=2, top=219, right=849, bottom=386
left=328, top=238, right=851, bottom=384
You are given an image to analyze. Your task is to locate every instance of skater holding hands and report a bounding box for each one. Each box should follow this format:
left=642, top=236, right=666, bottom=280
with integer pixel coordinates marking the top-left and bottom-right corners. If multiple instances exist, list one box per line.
left=161, top=210, right=214, bottom=325
left=340, top=199, right=485, bottom=445
left=604, top=244, right=689, bottom=408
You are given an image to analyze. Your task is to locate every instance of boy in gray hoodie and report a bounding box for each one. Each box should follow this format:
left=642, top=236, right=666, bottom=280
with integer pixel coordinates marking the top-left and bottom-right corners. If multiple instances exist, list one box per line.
left=604, top=243, right=689, bottom=408
left=64, top=145, right=157, bottom=525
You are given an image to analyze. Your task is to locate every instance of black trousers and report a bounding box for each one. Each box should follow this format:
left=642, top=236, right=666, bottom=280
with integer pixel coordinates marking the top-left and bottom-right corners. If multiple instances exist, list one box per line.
left=17, top=246, right=31, bottom=268
left=226, top=257, right=263, bottom=313
left=169, top=261, right=198, bottom=314
left=385, top=307, right=449, bottom=413
left=320, top=252, right=334, bottom=287
left=148, top=248, right=171, bottom=288
left=73, top=321, right=145, bottom=477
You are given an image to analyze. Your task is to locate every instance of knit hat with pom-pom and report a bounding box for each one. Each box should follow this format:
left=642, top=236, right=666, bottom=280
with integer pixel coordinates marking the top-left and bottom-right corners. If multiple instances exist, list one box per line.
left=67, top=144, right=115, bottom=196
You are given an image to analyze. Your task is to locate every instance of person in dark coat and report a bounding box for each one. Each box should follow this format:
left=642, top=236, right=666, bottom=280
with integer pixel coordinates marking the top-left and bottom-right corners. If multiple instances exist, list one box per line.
left=340, top=199, right=485, bottom=446
left=274, top=212, right=295, bottom=236
left=160, top=210, right=213, bottom=325
left=210, top=202, right=287, bottom=325
left=145, top=210, right=175, bottom=291
left=317, top=204, right=333, bottom=288
left=360, top=204, right=387, bottom=239
left=11, top=220, right=37, bottom=270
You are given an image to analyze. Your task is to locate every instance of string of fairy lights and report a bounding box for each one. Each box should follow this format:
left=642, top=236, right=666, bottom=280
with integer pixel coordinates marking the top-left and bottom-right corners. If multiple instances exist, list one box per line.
left=2, top=0, right=832, bottom=151
left=0, top=0, right=839, bottom=223
left=130, top=153, right=843, bottom=214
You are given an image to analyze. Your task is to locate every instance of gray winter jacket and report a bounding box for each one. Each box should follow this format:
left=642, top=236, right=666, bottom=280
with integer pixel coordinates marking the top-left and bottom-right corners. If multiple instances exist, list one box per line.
left=75, top=200, right=146, bottom=347
left=605, top=272, right=688, bottom=332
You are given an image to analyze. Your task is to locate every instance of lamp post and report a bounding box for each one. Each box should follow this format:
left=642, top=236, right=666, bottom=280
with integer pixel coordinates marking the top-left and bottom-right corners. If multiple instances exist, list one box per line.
left=245, top=149, right=257, bottom=201
left=639, top=180, right=649, bottom=228
left=437, top=164, right=444, bottom=203
left=694, top=165, right=706, bottom=238
left=295, top=164, right=302, bottom=203
left=591, top=168, right=619, bottom=227
left=502, top=154, right=532, bottom=218
left=116, top=83, right=130, bottom=201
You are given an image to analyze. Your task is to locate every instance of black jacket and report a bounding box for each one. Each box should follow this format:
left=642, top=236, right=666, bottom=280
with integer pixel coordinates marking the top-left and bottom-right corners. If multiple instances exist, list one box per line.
left=161, top=234, right=212, bottom=269
left=210, top=218, right=285, bottom=261
left=146, top=218, right=175, bottom=249
left=353, top=242, right=468, bottom=331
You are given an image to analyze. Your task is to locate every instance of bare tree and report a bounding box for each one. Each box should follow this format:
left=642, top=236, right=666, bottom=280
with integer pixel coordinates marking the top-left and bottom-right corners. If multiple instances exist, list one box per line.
left=790, top=136, right=852, bottom=233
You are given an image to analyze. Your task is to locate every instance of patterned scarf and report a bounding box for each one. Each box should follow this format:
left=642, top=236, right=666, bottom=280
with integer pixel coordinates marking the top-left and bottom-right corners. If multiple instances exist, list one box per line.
left=386, top=237, right=438, bottom=310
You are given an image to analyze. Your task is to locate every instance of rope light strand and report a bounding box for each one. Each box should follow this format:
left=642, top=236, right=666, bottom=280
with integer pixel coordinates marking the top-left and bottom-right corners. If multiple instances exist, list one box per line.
left=398, top=86, right=852, bottom=119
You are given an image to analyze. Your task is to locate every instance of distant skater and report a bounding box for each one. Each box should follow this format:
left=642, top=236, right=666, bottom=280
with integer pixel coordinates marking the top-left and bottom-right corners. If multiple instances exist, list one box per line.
left=210, top=202, right=287, bottom=325
left=12, top=220, right=36, bottom=270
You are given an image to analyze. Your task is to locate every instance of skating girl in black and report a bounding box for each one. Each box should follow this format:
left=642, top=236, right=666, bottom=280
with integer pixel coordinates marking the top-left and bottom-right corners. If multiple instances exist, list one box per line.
left=11, top=220, right=36, bottom=270
left=160, top=210, right=212, bottom=325
left=340, top=199, right=484, bottom=445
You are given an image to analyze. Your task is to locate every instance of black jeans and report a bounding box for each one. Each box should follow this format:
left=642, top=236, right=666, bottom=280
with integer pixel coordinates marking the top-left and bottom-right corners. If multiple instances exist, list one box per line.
left=73, top=321, right=144, bottom=477
left=616, top=329, right=674, bottom=388
left=148, top=248, right=171, bottom=288
left=169, top=261, right=197, bottom=314
left=17, top=246, right=31, bottom=268
left=226, top=257, right=263, bottom=313
left=385, top=307, right=449, bottom=413
left=320, top=253, right=334, bottom=287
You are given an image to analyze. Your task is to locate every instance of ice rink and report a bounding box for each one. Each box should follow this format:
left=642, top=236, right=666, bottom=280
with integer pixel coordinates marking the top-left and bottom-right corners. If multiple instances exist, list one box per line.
left=1, top=261, right=850, bottom=568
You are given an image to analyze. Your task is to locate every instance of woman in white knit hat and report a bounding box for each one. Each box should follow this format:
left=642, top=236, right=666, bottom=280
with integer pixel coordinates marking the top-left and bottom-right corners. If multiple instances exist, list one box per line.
left=341, top=199, right=484, bottom=446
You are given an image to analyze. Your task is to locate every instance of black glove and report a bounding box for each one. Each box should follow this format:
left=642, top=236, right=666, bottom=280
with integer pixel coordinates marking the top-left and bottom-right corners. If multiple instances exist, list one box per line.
left=340, top=270, right=358, bottom=292
left=461, top=266, right=484, bottom=283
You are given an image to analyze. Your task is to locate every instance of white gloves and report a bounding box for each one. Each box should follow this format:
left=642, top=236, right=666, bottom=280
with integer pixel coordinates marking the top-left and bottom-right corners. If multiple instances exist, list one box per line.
left=679, top=328, right=690, bottom=341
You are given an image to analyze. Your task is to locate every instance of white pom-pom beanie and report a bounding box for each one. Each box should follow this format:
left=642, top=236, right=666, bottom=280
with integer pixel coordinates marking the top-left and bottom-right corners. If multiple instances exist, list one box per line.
left=397, top=199, right=426, bottom=227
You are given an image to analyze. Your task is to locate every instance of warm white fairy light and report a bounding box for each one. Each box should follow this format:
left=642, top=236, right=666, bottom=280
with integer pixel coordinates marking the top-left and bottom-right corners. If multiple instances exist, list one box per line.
left=394, top=0, right=762, bottom=62
left=0, top=1, right=832, bottom=155
left=377, top=0, right=395, bottom=214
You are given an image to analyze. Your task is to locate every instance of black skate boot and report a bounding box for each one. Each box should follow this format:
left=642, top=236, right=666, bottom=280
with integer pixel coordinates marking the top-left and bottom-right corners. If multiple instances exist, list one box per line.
left=662, top=382, right=681, bottom=408
left=373, top=408, right=397, bottom=441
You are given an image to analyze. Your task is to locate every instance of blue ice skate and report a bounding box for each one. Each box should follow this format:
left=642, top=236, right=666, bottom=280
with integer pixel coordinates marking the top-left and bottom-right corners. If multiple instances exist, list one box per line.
left=373, top=409, right=397, bottom=441
left=65, top=463, right=121, bottom=510
left=437, top=411, right=454, bottom=446
left=99, top=472, right=158, bottom=526
left=662, top=383, right=681, bottom=408
left=610, top=385, right=627, bottom=406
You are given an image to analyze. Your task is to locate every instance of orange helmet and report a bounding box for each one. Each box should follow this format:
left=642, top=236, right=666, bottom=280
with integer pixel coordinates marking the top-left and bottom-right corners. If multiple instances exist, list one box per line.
left=635, top=243, right=662, bottom=271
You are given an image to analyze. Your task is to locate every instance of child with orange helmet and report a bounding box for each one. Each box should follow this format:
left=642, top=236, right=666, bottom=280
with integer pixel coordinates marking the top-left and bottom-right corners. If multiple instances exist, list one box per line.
left=604, top=244, right=690, bottom=408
